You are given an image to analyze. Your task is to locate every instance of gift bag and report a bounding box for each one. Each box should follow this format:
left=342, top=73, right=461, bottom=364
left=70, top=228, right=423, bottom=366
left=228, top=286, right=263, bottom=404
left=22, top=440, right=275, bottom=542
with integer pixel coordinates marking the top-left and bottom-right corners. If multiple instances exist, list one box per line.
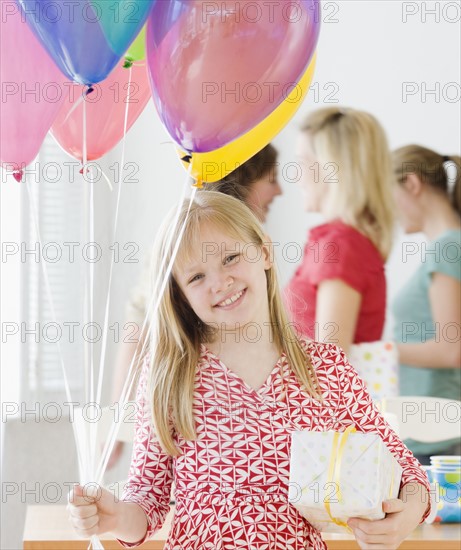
left=348, top=341, right=399, bottom=402
left=288, top=427, right=403, bottom=533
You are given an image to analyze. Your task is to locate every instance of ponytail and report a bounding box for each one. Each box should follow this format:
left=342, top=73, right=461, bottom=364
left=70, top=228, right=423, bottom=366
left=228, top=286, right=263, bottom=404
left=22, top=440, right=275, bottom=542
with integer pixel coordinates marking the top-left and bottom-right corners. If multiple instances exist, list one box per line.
left=443, top=155, right=461, bottom=216
left=393, top=145, right=461, bottom=216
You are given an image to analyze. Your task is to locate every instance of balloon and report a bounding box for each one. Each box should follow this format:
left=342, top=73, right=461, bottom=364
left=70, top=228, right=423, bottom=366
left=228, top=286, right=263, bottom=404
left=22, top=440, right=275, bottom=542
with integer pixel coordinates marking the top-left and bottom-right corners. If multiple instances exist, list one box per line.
left=178, top=55, right=317, bottom=185
left=0, top=0, right=67, bottom=179
left=125, top=25, right=146, bottom=63
left=17, top=0, right=155, bottom=85
left=147, top=0, right=320, bottom=153
left=50, top=62, right=151, bottom=162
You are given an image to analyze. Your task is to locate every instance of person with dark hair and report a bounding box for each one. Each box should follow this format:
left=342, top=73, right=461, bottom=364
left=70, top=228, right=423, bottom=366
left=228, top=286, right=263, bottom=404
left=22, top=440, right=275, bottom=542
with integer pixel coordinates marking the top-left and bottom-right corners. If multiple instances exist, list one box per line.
left=392, top=145, right=461, bottom=464
left=107, top=145, right=281, bottom=468
left=208, top=143, right=281, bottom=222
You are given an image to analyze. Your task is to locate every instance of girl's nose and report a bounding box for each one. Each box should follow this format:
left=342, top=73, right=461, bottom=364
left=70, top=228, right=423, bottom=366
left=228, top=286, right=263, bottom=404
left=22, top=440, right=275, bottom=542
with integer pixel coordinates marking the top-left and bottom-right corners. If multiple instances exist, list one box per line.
left=211, top=273, right=234, bottom=294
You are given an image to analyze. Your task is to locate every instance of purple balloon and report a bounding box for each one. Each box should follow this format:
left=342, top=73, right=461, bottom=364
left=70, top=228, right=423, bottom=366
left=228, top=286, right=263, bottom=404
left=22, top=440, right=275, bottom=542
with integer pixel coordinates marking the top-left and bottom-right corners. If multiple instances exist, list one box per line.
left=147, top=0, right=320, bottom=153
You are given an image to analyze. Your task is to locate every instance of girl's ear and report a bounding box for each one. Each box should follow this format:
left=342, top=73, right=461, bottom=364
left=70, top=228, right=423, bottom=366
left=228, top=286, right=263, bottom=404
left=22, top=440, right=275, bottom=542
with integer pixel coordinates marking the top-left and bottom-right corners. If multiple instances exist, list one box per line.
left=261, top=236, right=274, bottom=270
left=403, top=173, right=423, bottom=196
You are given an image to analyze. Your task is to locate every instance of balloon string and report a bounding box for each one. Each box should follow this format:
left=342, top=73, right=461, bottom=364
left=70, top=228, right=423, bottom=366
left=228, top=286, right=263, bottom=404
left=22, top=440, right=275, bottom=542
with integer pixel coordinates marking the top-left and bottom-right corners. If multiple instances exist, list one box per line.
left=83, top=91, right=97, bottom=478
left=89, top=160, right=96, bottom=480
left=63, top=93, right=84, bottom=125
left=82, top=165, right=113, bottom=192
left=129, top=166, right=192, bottom=363
left=82, top=88, right=105, bottom=550
left=25, top=174, right=86, bottom=481
left=96, top=167, right=195, bottom=483
left=95, top=66, right=132, bottom=443
left=81, top=94, right=91, bottom=484
left=63, top=85, right=94, bottom=125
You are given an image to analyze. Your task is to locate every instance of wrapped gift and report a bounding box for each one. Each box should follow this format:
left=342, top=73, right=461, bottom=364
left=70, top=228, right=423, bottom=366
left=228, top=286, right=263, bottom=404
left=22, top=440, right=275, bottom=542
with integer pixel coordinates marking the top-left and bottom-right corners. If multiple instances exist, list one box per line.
left=348, top=341, right=399, bottom=402
left=288, top=427, right=403, bottom=533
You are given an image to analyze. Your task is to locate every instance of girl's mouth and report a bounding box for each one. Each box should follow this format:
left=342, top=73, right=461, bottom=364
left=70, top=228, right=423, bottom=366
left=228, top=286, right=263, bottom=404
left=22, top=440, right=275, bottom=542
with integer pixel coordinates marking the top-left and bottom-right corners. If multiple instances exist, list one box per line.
left=214, top=288, right=247, bottom=309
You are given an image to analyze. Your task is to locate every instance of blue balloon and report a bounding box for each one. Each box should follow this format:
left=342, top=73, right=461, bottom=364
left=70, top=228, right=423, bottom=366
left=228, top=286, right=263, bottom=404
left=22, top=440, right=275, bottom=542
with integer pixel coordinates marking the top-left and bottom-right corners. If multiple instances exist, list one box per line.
left=17, top=0, right=155, bottom=85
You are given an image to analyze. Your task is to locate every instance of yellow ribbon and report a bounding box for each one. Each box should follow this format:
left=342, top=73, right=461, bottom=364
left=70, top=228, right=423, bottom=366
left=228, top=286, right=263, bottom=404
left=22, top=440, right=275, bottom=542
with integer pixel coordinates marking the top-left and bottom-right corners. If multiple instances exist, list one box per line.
left=324, top=425, right=356, bottom=532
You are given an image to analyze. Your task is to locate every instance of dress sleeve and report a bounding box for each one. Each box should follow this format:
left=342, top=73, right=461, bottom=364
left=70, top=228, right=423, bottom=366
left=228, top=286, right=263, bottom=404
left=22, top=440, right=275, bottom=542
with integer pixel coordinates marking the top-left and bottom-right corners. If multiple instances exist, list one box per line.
left=117, top=356, right=174, bottom=547
left=333, top=346, right=432, bottom=523
left=308, top=230, right=368, bottom=294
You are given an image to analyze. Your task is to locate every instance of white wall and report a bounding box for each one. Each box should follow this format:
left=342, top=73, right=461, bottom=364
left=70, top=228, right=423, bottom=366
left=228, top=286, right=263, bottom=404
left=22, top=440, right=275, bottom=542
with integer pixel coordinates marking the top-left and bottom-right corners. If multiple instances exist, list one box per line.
left=106, top=0, right=461, bottom=346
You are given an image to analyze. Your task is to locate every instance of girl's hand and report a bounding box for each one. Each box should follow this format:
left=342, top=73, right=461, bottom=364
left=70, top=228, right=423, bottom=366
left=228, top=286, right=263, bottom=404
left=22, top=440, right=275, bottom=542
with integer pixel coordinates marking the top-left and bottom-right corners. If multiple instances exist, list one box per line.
left=347, top=483, right=429, bottom=550
left=67, top=484, right=118, bottom=538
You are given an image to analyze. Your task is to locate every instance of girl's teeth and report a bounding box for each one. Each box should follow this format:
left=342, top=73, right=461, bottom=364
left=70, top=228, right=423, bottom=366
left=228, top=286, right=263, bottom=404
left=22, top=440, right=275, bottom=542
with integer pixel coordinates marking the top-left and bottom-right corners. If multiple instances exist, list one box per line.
left=219, top=290, right=243, bottom=306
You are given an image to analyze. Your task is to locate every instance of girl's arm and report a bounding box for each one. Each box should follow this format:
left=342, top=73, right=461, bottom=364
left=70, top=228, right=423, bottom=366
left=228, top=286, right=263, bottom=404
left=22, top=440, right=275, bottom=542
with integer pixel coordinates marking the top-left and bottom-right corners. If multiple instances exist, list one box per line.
left=397, top=272, right=461, bottom=369
left=316, top=279, right=362, bottom=355
left=116, top=356, right=174, bottom=548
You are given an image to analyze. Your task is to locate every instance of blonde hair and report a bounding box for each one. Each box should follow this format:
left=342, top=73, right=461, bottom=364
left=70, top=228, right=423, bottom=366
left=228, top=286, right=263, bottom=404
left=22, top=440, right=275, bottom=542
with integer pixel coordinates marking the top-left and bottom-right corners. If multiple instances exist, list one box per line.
left=392, top=145, right=461, bottom=216
left=148, top=191, right=321, bottom=456
left=301, top=107, right=395, bottom=259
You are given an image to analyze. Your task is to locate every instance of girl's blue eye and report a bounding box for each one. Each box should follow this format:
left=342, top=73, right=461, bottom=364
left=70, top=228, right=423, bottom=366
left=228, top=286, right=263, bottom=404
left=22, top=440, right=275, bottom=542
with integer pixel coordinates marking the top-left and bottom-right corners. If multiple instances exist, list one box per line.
left=189, top=273, right=203, bottom=284
left=224, top=254, right=239, bottom=264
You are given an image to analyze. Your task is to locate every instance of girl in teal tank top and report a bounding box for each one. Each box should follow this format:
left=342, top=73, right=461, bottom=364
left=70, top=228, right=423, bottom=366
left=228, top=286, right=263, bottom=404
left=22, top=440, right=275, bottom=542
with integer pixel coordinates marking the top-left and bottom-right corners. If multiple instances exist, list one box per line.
left=392, top=145, right=461, bottom=464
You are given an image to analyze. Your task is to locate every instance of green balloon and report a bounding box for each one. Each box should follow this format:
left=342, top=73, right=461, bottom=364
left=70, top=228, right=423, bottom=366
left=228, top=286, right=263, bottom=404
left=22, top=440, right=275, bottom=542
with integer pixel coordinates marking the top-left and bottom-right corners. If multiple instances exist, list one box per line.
left=126, top=26, right=146, bottom=62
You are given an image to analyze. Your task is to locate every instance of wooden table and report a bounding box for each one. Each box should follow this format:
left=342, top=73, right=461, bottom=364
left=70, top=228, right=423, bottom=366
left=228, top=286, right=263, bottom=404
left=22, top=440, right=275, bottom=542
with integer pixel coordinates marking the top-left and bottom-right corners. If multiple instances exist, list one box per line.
left=23, top=505, right=461, bottom=550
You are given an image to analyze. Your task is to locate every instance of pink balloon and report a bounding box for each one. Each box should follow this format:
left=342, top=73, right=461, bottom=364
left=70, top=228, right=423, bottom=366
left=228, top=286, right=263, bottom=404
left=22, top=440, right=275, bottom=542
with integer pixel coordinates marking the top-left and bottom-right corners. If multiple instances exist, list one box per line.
left=146, top=0, right=320, bottom=153
left=0, top=0, right=67, bottom=179
left=50, top=62, right=151, bottom=162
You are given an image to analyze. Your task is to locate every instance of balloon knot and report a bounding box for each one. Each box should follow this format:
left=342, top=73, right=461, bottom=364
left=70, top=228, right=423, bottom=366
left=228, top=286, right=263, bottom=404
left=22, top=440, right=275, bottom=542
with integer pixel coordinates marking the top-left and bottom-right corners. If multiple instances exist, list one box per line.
left=13, top=169, right=23, bottom=182
left=123, top=57, right=134, bottom=69
left=181, top=155, right=192, bottom=163
left=192, top=179, right=203, bottom=189
left=86, top=86, right=95, bottom=96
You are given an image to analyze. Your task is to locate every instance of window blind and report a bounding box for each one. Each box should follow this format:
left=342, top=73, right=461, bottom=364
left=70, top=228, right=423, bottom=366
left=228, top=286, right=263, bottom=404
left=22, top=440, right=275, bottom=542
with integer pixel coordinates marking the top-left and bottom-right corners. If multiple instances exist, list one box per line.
left=24, top=135, right=86, bottom=401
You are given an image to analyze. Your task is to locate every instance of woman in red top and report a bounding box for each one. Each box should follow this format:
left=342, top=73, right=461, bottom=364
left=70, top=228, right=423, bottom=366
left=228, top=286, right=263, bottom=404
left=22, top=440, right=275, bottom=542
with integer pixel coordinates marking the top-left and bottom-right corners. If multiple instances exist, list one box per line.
left=285, top=107, right=395, bottom=353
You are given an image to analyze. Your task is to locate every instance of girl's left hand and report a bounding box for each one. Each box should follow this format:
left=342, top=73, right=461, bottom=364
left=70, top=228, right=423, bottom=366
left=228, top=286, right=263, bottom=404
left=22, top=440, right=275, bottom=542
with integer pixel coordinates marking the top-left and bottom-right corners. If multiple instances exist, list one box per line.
left=347, top=492, right=428, bottom=550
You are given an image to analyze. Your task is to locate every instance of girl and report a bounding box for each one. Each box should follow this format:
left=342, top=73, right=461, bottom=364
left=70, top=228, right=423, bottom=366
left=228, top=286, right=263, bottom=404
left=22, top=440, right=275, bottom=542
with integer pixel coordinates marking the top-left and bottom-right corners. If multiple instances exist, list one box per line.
left=285, top=107, right=395, bottom=354
left=107, top=145, right=282, bottom=469
left=392, top=145, right=461, bottom=463
left=69, top=192, right=430, bottom=550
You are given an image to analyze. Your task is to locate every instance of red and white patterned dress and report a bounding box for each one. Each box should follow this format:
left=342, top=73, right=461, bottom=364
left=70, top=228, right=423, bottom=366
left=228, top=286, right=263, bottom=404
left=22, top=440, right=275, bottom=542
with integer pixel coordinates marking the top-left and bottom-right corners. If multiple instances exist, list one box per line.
left=119, top=341, right=430, bottom=549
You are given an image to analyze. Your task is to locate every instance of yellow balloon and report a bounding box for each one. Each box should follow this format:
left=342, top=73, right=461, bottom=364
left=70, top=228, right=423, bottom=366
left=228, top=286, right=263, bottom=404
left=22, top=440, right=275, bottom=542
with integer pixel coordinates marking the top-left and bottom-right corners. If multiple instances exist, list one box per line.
left=178, top=53, right=317, bottom=186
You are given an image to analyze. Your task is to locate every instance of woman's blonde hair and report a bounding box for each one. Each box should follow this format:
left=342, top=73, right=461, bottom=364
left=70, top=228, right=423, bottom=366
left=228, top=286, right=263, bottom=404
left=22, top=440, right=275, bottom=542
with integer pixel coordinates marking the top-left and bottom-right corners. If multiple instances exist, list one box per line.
left=148, top=191, right=321, bottom=456
left=301, top=107, right=395, bottom=259
left=392, top=144, right=461, bottom=216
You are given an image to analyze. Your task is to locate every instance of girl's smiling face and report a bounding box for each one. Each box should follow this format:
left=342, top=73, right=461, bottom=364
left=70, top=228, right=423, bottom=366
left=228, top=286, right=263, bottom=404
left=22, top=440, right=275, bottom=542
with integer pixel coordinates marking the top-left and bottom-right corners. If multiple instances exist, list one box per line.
left=174, top=222, right=273, bottom=332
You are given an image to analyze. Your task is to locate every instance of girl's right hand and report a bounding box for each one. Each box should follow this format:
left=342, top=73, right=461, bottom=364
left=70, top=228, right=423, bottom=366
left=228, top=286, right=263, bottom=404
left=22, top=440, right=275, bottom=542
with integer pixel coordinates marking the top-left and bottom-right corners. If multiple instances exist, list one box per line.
left=67, top=484, right=118, bottom=538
